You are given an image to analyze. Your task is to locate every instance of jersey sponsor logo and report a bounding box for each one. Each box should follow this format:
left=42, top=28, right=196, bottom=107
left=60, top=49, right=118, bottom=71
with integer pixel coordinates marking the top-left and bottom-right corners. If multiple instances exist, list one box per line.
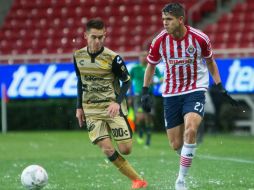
left=83, top=76, right=104, bottom=81
left=167, top=58, right=194, bottom=65
left=83, top=84, right=111, bottom=93
left=116, top=56, right=123, bottom=64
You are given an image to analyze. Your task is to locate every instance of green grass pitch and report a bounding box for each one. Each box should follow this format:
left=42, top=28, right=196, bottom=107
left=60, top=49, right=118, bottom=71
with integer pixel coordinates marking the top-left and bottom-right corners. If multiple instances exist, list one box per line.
left=0, top=131, right=253, bottom=190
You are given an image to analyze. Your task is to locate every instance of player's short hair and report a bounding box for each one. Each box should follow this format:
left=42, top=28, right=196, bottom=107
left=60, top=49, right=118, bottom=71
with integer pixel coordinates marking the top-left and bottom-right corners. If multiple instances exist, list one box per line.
left=162, top=3, right=185, bottom=18
left=86, top=18, right=105, bottom=31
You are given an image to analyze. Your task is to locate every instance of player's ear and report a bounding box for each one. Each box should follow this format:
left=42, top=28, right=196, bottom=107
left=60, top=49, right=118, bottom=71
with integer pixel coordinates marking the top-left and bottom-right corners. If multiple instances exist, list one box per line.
left=179, top=16, right=184, bottom=24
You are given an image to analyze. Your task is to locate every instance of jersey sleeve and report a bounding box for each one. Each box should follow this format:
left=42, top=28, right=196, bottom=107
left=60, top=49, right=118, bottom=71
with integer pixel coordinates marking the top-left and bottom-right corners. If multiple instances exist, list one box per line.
left=73, top=55, right=82, bottom=108
left=201, top=36, right=213, bottom=58
left=147, top=38, right=162, bottom=65
left=73, top=55, right=81, bottom=77
left=112, top=55, right=130, bottom=82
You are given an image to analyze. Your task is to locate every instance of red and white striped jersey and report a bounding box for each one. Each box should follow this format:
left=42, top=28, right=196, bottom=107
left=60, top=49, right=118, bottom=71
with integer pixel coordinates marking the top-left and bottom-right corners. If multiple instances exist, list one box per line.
left=147, top=26, right=213, bottom=97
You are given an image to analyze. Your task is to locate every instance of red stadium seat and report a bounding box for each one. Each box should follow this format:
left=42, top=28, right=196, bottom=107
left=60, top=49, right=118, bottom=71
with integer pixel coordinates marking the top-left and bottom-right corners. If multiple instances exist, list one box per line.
left=0, top=0, right=228, bottom=57
left=203, top=1, right=253, bottom=51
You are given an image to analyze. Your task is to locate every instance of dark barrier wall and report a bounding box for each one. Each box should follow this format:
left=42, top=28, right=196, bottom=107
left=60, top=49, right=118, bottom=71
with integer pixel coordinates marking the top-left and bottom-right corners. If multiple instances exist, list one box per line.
left=3, top=99, right=77, bottom=131
left=1, top=97, right=165, bottom=131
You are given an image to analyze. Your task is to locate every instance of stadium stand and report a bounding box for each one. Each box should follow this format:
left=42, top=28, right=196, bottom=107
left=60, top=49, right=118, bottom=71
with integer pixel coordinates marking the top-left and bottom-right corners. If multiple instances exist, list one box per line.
left=0, top=0, right=218, bottom=61
left=0, top=0, right=253, bottom=63
left=203, top=0, right=254, bottom=57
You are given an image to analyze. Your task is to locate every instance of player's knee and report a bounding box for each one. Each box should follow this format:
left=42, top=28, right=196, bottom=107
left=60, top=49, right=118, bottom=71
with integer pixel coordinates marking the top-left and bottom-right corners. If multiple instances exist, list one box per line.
left=170, top=140, right=182, bottom=151
left=117, top=141, right=132, bottom=155
left=119, top=147, right=132, bottom=155
left=101, top=147, right=115, bottom=157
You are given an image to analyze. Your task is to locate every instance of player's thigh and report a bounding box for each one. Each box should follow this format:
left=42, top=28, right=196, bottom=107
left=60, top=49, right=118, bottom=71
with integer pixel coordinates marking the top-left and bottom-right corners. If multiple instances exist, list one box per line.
left=163, top=96, right=184, bottom=129
left=182, top=91, right=205, bottom=118
left=86, top=116, right=110, bottom=144
left=107, top=115, right=132, bottom=151
left=182, top=91, right=206, bottom=129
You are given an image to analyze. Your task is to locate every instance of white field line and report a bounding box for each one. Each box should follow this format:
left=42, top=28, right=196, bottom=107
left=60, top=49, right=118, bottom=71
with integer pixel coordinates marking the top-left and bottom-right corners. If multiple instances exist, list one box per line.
left=198, top=155, right=254, bottom=164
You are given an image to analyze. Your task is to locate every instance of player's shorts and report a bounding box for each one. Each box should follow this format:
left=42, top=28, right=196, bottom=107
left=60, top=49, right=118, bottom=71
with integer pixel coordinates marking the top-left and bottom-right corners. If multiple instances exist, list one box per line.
left=163, top=91, right=206, bottom=129
left=85, top=114, right=133, bottom=144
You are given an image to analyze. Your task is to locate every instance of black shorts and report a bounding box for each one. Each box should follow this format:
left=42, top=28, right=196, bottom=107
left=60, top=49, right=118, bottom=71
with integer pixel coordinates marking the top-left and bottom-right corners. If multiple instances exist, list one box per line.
left=163, top=91, right=206, bottom=129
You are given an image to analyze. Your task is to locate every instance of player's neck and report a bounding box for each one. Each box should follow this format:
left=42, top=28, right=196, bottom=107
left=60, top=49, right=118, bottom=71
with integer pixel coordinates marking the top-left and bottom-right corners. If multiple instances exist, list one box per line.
left=88, top=47, right=103, bottom=55
left=172, top=25, right=187, bottom=40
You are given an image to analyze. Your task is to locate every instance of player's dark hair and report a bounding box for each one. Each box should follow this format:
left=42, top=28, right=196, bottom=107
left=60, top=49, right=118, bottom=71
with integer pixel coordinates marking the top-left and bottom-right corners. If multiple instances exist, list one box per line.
left=162, top=3, right=185, bottom=18
left=86, top=18, right=105, bottom=31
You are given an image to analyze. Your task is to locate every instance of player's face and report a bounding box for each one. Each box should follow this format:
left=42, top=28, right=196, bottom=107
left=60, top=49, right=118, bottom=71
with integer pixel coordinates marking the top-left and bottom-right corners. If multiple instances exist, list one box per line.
left=85, top=28, right=106, bottom=53
left=162, top=12, right=182, bottom=35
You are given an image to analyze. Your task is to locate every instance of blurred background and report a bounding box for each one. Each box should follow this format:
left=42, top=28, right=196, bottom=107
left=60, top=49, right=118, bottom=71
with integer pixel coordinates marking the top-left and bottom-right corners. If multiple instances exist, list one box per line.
left=0, top=0, right=253, bottom=136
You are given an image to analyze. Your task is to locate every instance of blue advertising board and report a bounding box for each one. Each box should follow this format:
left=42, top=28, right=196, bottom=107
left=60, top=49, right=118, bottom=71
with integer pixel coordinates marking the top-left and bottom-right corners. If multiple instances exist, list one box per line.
left=0, top=64, right=77, bottom=99
left=216, top=58, right=254, bottom=94
left=0, top=58, right=253, bottom=99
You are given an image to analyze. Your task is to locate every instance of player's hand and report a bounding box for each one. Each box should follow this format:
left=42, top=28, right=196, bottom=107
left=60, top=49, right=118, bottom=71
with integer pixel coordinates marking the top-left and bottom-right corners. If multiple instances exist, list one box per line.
left=141, top=87, right=153, bottom=113
left=107, top=102, right=120, bottom=118
left=76, top=108, right=85, bottom=127
left=214, top=83, right=239, bottom=107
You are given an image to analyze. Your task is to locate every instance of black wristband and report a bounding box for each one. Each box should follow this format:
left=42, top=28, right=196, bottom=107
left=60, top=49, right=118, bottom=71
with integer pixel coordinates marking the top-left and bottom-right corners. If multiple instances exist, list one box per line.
left=216, top=82, right=226, bottom=93
left=216, top=82, right=223, bottom=89
left=142, top=87, right=149, bottom=95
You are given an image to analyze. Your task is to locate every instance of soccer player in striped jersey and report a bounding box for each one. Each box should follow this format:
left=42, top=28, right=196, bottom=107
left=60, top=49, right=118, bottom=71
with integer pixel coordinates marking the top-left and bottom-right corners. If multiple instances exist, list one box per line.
left=74, top=18, right=147, bottom=189
left=141, top=3, right=238, bottom=190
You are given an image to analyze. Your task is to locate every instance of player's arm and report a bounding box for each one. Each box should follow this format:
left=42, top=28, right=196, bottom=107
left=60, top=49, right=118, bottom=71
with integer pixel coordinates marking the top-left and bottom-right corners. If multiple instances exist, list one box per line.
left=142, top=38, right=161, bottom=112
left=73, top=56, right=85, bottom=127
left=205, top=57, right=221, bottom=85
left=112, top=55, right=131, bottom=104
left=108, top=55, right=131, bottom=117
left=143, top=63, right=156, bottom=87
left=144, top=37, right=161, bottom=88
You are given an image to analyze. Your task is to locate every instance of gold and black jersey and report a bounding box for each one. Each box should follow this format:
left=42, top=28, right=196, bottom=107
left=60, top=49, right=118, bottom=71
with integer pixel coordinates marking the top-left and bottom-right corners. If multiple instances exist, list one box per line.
left=74, top=46, right=130, bottom=116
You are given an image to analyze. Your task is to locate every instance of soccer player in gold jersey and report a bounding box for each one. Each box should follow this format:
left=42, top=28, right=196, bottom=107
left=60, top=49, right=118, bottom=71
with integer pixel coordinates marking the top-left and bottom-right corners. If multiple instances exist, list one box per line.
left=74, top=18, right=147, bottom=189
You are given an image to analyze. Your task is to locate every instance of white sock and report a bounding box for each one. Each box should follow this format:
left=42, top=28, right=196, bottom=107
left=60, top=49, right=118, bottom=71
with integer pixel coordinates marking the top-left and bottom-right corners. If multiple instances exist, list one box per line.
left=177, top=142, right=196, bottom=181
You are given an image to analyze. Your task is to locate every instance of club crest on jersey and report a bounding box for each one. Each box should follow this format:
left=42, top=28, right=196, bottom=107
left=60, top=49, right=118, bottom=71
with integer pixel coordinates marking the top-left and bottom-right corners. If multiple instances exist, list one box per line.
left=186, top=44, right=196, bottom=56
